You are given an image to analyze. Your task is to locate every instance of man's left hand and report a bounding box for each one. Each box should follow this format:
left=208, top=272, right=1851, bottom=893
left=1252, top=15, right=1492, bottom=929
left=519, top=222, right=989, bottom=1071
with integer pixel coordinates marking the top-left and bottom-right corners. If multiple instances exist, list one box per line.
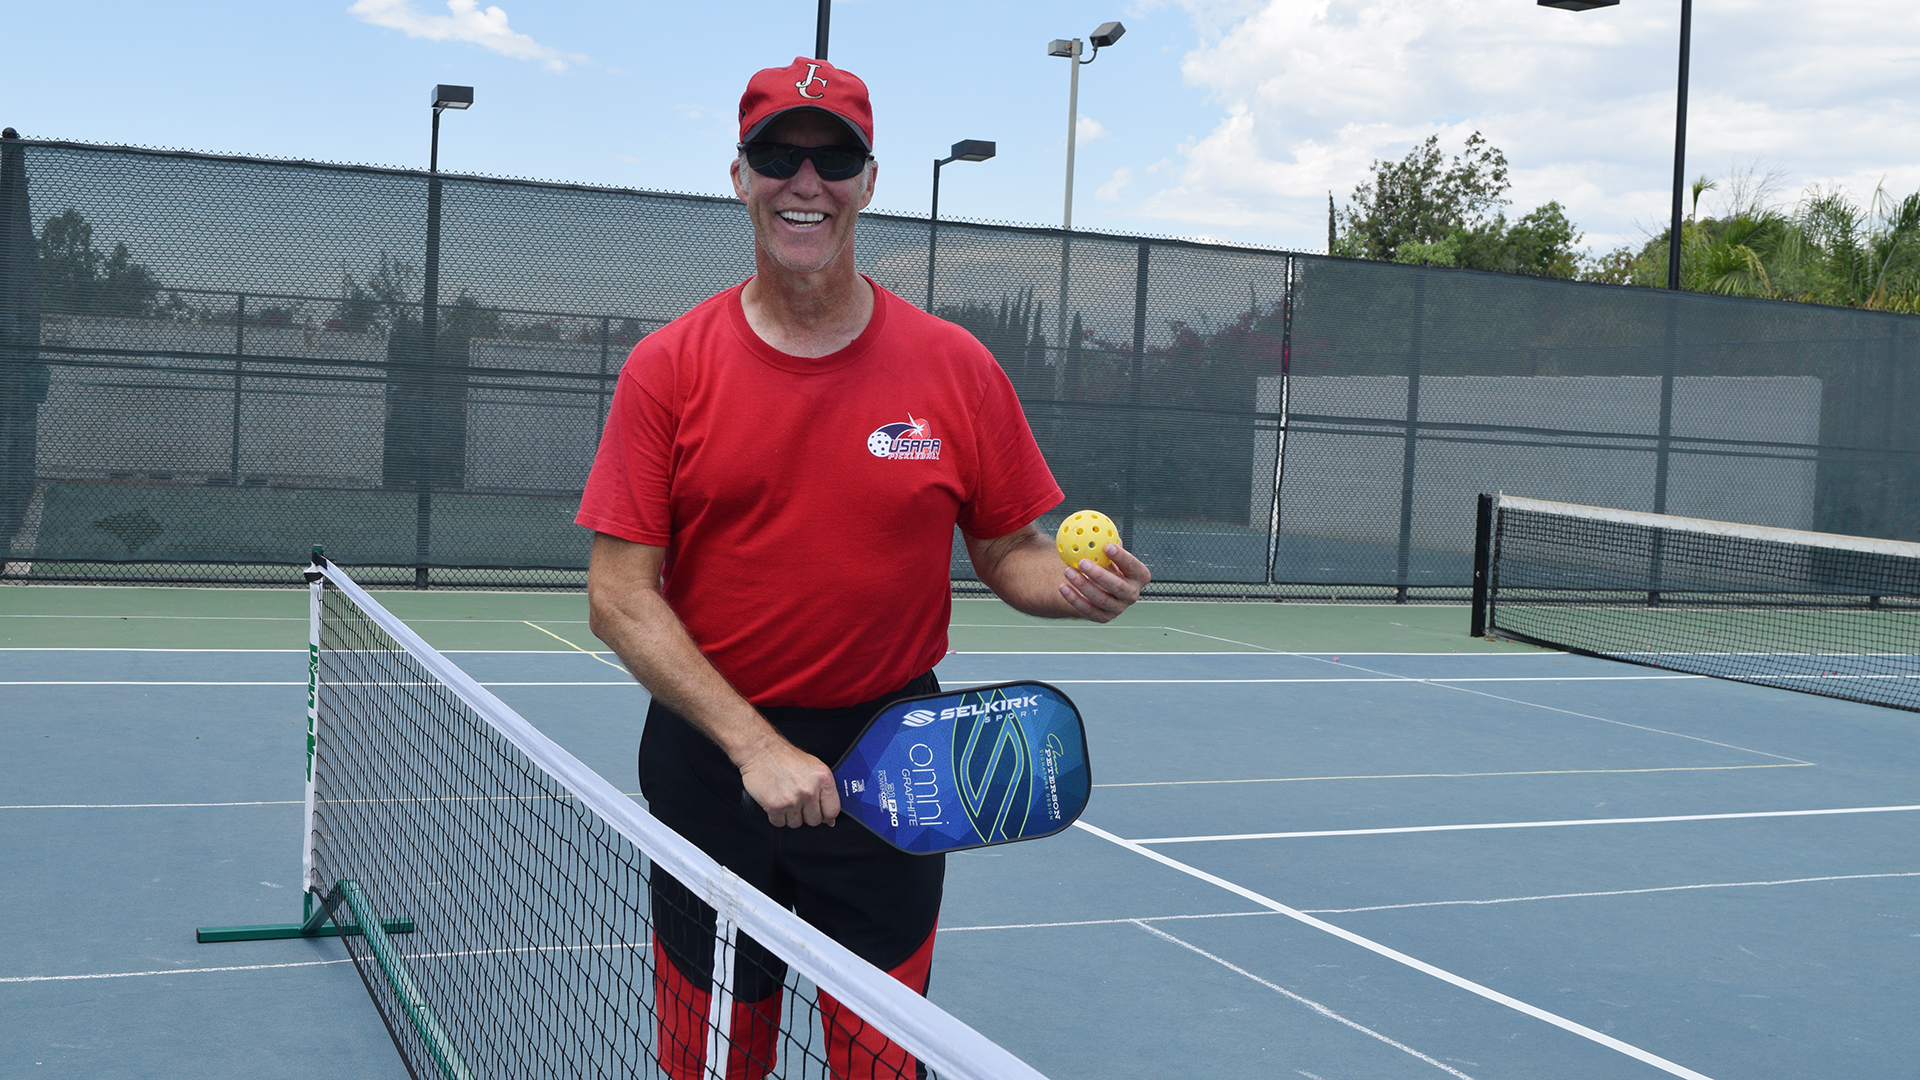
left=1060, top=544, right=1151, bottom=623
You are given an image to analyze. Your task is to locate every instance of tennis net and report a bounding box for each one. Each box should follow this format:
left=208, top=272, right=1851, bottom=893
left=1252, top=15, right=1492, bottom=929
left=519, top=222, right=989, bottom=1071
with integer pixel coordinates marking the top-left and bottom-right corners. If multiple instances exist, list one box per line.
left=299, top=554, right=1048, bottom=1080
left=1471, top=494, right=1920, bottom=712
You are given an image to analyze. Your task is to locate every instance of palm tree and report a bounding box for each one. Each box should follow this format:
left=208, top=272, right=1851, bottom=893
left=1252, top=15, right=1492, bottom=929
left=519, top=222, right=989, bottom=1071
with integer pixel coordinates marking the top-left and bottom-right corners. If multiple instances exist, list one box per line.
left=1616, top=177, right=1920, bottom=313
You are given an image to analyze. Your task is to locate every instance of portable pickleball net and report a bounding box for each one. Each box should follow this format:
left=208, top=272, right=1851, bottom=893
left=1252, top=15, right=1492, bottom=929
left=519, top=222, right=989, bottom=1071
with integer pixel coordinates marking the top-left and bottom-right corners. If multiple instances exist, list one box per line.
left=1472, top=493, right=1920, bottom=712
left=196, top=552, right=1048, bottom=1080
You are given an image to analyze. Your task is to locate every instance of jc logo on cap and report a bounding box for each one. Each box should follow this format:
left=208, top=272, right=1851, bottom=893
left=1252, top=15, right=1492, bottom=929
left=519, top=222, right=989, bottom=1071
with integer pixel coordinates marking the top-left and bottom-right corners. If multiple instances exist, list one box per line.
left=796, top=64, right=827, bottom=100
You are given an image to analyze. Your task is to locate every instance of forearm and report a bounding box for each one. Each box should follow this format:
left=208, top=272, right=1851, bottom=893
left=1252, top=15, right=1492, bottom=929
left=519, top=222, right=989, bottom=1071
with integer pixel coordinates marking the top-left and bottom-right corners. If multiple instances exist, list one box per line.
left=966, top=528, right=1078, bottom=619
left=967, top=522, right=1144, bottom=622
left=967, top=522, right=1151, bottom=624
left=586, top=532, right=839, bottom=827
left=584, top=535, right=777, bottom=766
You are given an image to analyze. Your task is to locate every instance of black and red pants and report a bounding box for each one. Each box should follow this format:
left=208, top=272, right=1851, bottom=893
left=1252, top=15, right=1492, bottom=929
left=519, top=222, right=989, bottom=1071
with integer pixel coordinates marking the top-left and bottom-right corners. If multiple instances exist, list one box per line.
left=639, top=672, right=945, bottom=1080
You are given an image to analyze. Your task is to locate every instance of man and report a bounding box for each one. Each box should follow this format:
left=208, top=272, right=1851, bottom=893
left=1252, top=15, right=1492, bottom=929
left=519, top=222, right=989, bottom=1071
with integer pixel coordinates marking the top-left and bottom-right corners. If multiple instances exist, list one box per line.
left=578, top=57, right=1151, bottom=1080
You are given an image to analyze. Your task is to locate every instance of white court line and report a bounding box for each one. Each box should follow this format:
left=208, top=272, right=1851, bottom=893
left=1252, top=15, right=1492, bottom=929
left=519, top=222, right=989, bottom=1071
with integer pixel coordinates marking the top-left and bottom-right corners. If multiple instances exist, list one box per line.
left=939, top=676, right=1701, bottom=684
left=1133, top=804, right=1920, bottom=845
left=1074, top=820, right=1718, bottom=1080
left=1276, top=652, right=1812, bottom=764
left=948, top=623, right=1196, bottom=630
left=2, top=799, right=300, bottom=809
left=2, top=792, right=649, bottom=810
left=0, top=647, right=305, bottom=653
left=943, top=910, right=1277, bottom=933
left=0, top=680, right=635, bottom=687
left=1135, top=921, right=1477, bottom=1079
left=1094, top=763, right=1810, bottom=789
left=1, top=681, right=305, bottom=686
left=942, top=870, right=1920, bottom=932
left=0, top=958, right=357, bottom=982
left=991, top=628, right=1807, bottom=767
left=0, top=616, right=593, bottom=624
left=0, top=646, right=1544, bottom=655
left=0, top=648, right=615, bottom=654
left=946, top=650, right=1551, bottom=656
left=0, top=941, right=643, bottom=984
left=1307, top=871, right=1920, bottom=913
left=1431, top=675, right=1702, bottom=682
left=0, top=614, right=303, bottom=621
left=980, top=644, right=1808, bottom=766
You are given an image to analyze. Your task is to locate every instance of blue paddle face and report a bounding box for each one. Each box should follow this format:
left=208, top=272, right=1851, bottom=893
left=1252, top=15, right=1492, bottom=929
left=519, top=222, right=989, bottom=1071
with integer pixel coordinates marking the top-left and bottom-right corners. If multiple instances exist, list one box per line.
left=833, top=682, right=1089, bottom=855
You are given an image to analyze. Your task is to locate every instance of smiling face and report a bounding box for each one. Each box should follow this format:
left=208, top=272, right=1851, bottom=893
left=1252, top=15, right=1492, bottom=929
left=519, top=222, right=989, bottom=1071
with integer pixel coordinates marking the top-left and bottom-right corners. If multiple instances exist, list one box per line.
left=731, top=110, right=876, bottom=278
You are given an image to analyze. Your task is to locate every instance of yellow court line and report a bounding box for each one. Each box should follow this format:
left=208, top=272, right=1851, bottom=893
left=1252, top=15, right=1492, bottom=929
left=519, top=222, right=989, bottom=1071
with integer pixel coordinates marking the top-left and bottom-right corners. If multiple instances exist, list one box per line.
left=1094, top=762, right=1814, bottom=788
left=519, top=622, right=629, bottom=673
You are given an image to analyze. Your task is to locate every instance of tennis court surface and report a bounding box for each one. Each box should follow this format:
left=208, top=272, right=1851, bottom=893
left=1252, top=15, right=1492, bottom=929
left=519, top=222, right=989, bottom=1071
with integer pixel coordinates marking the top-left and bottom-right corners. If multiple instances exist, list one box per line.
left=4, top=582, right=1916, bottom=1079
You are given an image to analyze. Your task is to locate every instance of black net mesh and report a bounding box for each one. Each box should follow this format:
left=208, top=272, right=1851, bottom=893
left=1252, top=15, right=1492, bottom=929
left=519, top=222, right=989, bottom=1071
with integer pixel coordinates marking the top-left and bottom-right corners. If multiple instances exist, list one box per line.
left=312, top=568, right=972, bottom=1079
left=1476, top=496, right=1920, bottom=712
left=1, top=137, right=1916, bottom=595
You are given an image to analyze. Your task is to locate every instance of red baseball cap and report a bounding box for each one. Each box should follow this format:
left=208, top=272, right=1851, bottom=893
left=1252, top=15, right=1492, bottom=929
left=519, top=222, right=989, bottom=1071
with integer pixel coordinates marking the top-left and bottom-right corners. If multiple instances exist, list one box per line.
left=738, top=57, right=874, bottom=150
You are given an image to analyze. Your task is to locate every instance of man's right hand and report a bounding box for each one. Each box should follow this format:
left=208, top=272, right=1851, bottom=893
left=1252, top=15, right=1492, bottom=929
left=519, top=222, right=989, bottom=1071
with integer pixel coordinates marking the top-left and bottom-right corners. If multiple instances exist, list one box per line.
left=738, top=736, right=842, bottom=828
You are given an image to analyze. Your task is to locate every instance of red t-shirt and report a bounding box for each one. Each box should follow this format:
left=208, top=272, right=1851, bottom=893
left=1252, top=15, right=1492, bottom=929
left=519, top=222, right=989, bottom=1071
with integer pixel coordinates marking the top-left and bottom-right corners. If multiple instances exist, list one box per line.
left=576, top=279, right=1062, bottom=708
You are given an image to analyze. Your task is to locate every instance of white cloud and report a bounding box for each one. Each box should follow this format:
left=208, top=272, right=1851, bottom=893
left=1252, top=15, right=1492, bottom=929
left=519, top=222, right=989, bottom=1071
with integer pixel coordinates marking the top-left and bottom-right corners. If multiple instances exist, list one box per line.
left=1142, top=0, right=1920, bottom=251
left=1095, top=166, right=1133, bottom=201
left=1076, top=115, right=1107, bottom=143
left=348, top=0, right=587, bottom=72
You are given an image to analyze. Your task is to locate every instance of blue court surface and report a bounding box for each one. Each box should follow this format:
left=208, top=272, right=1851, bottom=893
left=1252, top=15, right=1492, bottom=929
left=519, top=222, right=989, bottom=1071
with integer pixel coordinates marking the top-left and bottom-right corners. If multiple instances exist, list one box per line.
left=2, top=593, right=1916, bottom=1079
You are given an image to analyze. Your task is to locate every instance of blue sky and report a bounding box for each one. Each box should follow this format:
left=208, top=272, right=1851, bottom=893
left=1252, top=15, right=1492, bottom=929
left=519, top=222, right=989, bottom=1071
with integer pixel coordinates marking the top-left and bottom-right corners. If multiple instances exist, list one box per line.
left=4, top=1, right=1918, bottom=255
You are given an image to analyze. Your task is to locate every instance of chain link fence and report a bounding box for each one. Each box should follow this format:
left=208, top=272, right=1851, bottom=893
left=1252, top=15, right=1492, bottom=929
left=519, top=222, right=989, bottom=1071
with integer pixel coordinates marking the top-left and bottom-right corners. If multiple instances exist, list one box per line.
left=2, top=138, right=1916, bottom=595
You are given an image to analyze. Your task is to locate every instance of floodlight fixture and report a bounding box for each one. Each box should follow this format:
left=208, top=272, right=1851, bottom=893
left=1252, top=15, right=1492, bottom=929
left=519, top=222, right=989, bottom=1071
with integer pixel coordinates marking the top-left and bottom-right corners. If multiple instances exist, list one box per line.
left=928, top=140, right=997, bottom=310
left=949, top=140, right=996, bottom=163
left=1047, top=39, right=1075, bottom=57
left=433, top=85, right=474, bottom=111
left=1090, top=21, right=1126, bottom=47
left=1538, top=0, right=1618, bottom=9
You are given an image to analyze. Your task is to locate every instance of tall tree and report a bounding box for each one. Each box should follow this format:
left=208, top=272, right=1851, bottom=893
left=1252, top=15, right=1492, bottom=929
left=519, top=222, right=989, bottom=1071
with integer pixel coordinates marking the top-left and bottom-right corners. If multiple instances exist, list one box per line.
left=1611, top=179, right=1920, bottom=311
left=1334, top=134, right=1586, bottom=281
left=38, top=209, right=158, bottom=316
left=1336, top=132, right=1510, bottom=263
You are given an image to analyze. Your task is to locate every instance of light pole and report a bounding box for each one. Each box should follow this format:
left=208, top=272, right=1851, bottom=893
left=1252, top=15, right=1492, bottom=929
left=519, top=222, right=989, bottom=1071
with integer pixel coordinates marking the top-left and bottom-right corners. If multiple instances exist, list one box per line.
left=927, top=140, right=996, bottom=312
left=425, top=83, right=472, bottom=359
left=416, top=83, right=471, bottom=588
left=815, top=0, right=830, bottom=59
left=1047, top=21, right=1124, bottom=386
left=1539, top=0, right=1690, bottom=291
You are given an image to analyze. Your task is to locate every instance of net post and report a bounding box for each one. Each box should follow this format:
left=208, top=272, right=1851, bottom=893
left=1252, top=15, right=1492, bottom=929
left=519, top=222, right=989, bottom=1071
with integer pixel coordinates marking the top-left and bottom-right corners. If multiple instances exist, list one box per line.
left=1470, top=494, right=1493, bottom=638
left=300, top=546, right=324, bottom=905
left=300, top=889, right=334, bottom=936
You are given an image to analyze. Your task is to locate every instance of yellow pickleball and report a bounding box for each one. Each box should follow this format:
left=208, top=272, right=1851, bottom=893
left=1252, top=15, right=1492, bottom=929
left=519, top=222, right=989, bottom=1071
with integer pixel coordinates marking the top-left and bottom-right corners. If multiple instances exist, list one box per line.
left=1056, top=510, right=1119, bottom=569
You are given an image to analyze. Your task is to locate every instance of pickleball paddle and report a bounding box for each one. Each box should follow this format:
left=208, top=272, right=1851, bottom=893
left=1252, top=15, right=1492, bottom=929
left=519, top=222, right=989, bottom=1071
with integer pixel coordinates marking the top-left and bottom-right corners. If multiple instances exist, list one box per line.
left=831, top=681, right=1090, bottom=855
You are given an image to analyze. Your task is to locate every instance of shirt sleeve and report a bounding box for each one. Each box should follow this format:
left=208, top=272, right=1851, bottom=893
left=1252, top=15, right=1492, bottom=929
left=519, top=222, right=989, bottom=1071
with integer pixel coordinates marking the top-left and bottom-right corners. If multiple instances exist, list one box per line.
left=956, top=353, right=1064, bottom=539
left=574, top=346, right=677, bottom=547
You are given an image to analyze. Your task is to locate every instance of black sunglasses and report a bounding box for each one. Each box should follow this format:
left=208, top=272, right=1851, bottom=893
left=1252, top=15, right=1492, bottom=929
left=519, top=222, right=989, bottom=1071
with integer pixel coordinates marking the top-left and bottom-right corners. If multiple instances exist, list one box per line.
left=739, top=142, right=871, bottom=182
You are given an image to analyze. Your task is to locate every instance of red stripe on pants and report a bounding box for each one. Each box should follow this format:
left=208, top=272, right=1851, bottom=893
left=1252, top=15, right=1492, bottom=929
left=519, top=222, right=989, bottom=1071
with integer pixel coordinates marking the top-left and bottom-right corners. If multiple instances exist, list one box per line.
left=819, top=924, right=938, bottom=1080
left=652, top=925, right=938, bottom=1080
left=653, top=933, right=783, bottom=1080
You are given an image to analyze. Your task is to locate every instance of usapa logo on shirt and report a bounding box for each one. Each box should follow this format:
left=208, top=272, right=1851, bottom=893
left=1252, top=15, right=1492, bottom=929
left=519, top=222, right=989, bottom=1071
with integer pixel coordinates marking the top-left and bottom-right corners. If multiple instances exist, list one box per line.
left=866, top=414, right=942, bottom=461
